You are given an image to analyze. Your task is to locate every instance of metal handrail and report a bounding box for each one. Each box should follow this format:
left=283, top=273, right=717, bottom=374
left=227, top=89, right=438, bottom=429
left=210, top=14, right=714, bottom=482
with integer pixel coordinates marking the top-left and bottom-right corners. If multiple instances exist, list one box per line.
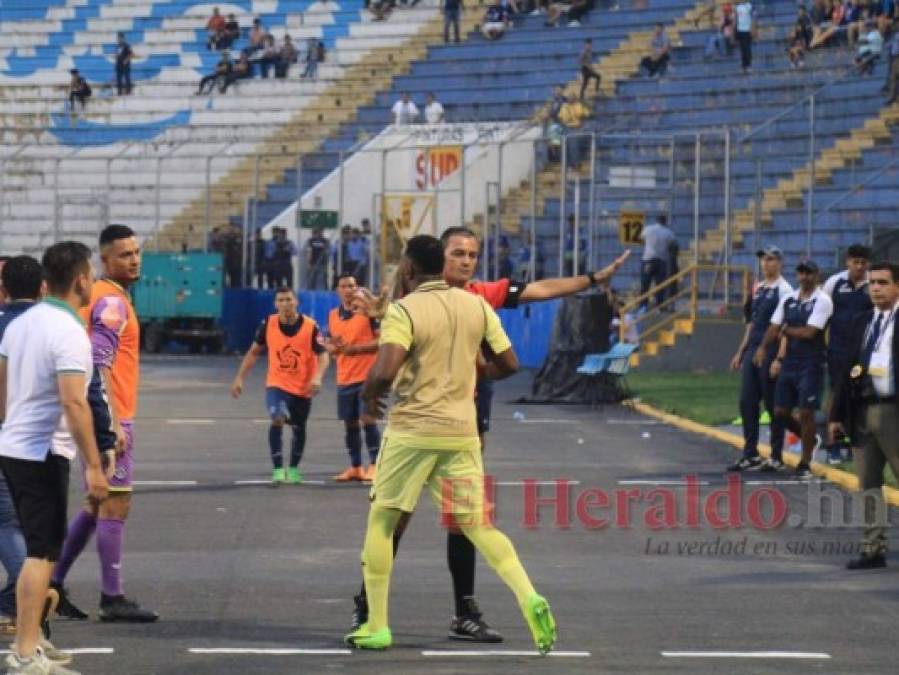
left=818, top=154, right=899, bottom=214
left=737, top=72, right=852, bottom=144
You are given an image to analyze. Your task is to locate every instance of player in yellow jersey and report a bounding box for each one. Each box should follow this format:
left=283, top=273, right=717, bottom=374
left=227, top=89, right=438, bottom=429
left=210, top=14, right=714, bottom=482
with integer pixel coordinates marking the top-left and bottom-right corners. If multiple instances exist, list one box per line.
left=345, top=236, right=556, bottom=654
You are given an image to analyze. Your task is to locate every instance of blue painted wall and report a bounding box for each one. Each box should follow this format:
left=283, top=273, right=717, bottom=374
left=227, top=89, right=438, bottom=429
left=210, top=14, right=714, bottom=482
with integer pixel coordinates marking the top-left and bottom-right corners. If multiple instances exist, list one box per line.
left=222, top=290, right=559, bottom=368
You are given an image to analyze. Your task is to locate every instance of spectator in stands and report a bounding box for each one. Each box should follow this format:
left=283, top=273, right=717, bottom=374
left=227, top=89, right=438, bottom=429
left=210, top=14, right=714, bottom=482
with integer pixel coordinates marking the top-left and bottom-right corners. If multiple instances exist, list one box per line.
left=855, top=15, right=886, bottom=74
left=558, top=92, right=590, bottom=164
left=787, top=5, right=814, bottom=68
left=246, top=18, right=267, bottom=57
left=369, top=0, right=394, bottom=21
left=640, top=23, right=671, bottom=77
left=482, top=3, right=511, bottom=40
left=567, top=0, right=594, bottom=26
left=301, top=38, right=322, bottom=80
left=735, top=0, right=754, bottom=73
left=424, top=92, right=445, bottom=123
left=444, top=0, right=462, bottom=43
left=884, top=24, right=899, bottom=102
left=391, top=92, right=419, bottom=125
left=221, top=52, right=251, bottom=93
left=258, top=34, right=280, bottom=78
left=549, top=84, right=566, bottom=120
left=704, top=2, right=736, bottom=58
left=847, top=4, right=876, bottom=47
left=196, top=52, right=232, bottom=95
left=579, top=38, right=602, bottom=99
left=809, top=0, right=849, bottom=49
left=275, top=35, right=298, bottom=78
left=305, top=228, right=330, bottom=290
left=221, top=13, right=240, bottom=50
left=639, top=214, right=675, bottom=311
left=115, top=32, right=133, bottom=95
left=206, top=7, right=227, bottom=50
left=67, top=68, right=91, bottom=110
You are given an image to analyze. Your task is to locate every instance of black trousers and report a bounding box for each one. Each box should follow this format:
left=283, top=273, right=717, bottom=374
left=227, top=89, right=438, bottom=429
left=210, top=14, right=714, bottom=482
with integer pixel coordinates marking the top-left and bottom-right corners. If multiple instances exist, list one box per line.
left=640, top=258, right=667, bottom=309
left=736, top=30, right=752, bottom=69
left=116, top=64, right=131, bottom=94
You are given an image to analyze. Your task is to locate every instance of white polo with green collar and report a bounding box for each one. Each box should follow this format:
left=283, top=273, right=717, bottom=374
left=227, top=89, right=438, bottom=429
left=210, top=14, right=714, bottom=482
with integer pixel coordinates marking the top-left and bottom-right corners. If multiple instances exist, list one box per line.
left=0, top=297, right=91, bottom=461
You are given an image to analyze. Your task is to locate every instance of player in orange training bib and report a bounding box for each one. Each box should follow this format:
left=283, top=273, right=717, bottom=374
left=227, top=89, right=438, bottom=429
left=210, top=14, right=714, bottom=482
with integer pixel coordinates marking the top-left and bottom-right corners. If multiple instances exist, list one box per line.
left=325, top=274, right=381, bottom=483
left=231, top=287, right=330, bottom=485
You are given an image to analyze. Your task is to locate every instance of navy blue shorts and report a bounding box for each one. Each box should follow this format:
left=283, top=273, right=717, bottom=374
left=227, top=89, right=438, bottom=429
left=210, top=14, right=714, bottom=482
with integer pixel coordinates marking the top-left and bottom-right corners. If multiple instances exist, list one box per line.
left=337, top=382, right=364, bottom=421
left=265, top=387, right=311, bottom=425
left=475, top=379, right=494, bottom=435
left=775, top=359, right=824, bottom=411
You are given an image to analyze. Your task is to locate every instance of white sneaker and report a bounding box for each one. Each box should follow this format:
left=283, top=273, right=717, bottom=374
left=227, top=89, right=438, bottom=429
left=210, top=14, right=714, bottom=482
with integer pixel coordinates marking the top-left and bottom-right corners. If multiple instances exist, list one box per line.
left=5, top=648, right=51, bottom=675
left=567, top=20, right=581, bottom=26
left=39, top=639, right=72, bottom=666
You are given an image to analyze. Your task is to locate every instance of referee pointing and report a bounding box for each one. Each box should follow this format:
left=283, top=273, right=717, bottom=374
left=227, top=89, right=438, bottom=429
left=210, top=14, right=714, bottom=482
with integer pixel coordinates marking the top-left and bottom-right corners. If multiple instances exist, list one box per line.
left=829, top=261, right=899, bottom=570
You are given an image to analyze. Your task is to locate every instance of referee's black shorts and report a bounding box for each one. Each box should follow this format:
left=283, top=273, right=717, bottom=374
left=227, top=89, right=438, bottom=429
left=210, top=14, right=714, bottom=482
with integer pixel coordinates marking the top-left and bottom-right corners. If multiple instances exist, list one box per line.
left=0, top=453, right=70, bottom=561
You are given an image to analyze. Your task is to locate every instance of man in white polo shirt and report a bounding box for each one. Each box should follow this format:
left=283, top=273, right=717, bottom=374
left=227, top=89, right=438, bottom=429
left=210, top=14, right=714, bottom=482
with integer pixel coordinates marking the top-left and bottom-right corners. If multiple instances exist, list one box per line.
left=0, top=241, right=108, bottom=675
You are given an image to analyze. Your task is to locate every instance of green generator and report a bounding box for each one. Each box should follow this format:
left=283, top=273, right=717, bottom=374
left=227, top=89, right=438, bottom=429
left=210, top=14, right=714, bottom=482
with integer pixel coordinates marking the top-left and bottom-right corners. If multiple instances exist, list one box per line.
left=132, top=252, right=225, bottom=353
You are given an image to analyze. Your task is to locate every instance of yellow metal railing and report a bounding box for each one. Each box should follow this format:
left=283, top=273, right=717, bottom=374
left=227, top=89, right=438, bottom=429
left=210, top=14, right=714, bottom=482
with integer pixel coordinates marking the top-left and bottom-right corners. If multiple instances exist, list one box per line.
left=619, top=264, right=750, bottom=348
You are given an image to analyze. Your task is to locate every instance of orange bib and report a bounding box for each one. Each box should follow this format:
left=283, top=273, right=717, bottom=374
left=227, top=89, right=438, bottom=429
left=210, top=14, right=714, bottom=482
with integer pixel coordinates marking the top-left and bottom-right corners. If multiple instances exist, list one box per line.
left=328, top=308, right=378, bottom=386
left=81, top=279, right=140, bottom=420
left=265, top=314, right=318, bottom=397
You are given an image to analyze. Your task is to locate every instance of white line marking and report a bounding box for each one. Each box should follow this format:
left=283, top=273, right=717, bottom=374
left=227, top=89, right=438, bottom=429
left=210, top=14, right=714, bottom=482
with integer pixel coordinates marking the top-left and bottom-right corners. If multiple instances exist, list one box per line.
left=661, top=651, right=831, bottom=660
left=188, top=648, right=352, bottom=655
left=496, top=481, right=581, bottom=487
left=618, top=480, right=710, bottom=486
left=166, top=419, right=215, bottom=425
left=516, top=419, right=578, bottom=425
left=745, top=480, right=806, bottom=486
left=422, top=650, right=591, bottom=658
left=0, top=648, right=114, bottom=655
left=133, top=480, right=199, bottom=487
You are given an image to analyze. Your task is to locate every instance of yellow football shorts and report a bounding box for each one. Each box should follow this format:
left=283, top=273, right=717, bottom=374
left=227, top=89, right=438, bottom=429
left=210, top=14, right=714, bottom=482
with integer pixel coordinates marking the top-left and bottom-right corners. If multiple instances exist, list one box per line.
left=370, top=430, right=489, bottom=521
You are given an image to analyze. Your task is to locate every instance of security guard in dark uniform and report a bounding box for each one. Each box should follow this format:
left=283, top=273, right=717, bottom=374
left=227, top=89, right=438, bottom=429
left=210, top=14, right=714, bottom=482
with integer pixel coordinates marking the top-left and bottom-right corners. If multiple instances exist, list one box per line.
left=823, top=243, right=873, bottom=463
left=829, top=261, right=899, bottom=570
left=728, top=246, right=798, bottom=472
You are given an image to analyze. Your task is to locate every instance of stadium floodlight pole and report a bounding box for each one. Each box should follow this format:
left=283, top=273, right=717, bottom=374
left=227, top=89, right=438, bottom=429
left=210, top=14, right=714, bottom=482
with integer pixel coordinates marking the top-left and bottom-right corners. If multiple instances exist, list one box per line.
left=806, top=94, right=816, bottom=259
left=529, top=139, right=537, bottom=283
left=559, top=135, right=567, bottom=278
left=692, top=132, right=701, bottom=265
left=588, top=131, right=596, bottom=271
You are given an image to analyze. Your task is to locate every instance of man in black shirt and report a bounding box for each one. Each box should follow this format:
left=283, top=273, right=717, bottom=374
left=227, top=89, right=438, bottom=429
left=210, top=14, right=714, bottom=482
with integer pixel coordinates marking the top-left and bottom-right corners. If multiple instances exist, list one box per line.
left=115, top=32, right=133, bottom=95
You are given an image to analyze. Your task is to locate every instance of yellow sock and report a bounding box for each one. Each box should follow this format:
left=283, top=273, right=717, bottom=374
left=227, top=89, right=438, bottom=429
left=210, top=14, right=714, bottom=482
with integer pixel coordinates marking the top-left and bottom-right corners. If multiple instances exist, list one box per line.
left=460, top=523, right=536, bottom=608
left=361, top=505, right=402, bottom=632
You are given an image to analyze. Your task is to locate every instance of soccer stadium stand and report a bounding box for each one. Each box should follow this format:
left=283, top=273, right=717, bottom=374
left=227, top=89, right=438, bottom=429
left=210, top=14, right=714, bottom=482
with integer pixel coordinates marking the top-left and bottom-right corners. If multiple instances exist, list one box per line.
left=0, top=0, right=896, bottom=295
